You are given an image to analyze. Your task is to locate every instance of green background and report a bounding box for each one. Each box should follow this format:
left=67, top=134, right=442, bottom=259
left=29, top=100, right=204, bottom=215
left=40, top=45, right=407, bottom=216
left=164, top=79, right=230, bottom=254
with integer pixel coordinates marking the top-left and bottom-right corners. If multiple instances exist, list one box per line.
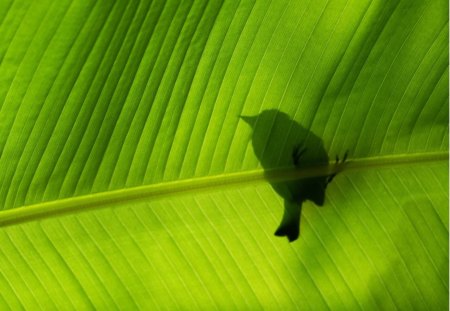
left=0, top=0, right=448, bottom=309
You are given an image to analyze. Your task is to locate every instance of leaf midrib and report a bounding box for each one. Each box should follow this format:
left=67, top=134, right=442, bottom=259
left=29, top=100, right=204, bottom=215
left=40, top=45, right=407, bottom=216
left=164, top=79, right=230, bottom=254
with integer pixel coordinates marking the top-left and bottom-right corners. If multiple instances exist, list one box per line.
left=0, top=151, right=447, bottom=226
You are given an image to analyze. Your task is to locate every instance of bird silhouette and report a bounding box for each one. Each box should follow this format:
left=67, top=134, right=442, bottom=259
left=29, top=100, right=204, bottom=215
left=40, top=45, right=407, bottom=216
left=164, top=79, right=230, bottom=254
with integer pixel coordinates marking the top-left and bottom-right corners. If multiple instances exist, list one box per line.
left=241, top=109, right=344, bottom=242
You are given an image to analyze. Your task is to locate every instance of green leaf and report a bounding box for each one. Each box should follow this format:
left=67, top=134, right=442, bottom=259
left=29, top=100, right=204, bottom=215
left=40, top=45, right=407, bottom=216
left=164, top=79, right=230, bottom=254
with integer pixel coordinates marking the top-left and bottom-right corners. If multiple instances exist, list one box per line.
left=0, top=0, right=447, bottom=309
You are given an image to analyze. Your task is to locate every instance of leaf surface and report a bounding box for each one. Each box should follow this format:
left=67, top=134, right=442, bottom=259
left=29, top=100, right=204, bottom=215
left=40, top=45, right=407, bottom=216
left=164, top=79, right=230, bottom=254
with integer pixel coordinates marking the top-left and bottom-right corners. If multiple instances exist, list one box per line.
left=0, top=0, right=447, bottom=309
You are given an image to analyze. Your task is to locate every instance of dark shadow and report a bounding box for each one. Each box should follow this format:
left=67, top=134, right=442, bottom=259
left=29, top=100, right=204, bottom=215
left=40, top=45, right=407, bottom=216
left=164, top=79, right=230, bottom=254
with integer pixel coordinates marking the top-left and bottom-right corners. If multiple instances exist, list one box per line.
left=242, top=109, right=342, bottom=242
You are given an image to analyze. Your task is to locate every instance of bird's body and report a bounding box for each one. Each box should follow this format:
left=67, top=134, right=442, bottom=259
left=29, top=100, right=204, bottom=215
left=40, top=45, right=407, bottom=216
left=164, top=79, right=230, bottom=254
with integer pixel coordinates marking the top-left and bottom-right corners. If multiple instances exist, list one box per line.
left=242, top=109, right=332, bottom=242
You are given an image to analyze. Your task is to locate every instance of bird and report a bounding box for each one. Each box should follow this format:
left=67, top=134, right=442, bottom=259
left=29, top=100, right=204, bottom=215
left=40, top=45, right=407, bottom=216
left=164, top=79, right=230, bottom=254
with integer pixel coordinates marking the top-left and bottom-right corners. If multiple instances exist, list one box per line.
left=241, top=109, right=345, bottom=242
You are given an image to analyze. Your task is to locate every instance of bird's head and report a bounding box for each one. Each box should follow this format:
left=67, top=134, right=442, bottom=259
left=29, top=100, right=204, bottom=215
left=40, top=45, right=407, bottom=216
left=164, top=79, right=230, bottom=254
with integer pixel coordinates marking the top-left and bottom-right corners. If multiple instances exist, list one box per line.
left=240, top=115, right=257, bottom=128
left=240, top=109, right=287, bottom=129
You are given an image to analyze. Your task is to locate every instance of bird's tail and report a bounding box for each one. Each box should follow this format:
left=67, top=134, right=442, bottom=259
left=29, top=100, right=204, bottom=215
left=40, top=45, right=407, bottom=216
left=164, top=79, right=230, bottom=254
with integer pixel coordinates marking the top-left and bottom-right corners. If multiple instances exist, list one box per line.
left=274, top=201, right=302, bottom=242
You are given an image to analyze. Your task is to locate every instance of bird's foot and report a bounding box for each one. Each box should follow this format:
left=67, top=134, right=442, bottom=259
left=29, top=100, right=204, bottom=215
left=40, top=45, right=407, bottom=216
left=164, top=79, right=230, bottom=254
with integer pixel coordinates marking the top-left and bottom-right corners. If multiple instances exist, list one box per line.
left=327, top=150, right=349, bottom=183
left=292, top=144, right=306, bottom=167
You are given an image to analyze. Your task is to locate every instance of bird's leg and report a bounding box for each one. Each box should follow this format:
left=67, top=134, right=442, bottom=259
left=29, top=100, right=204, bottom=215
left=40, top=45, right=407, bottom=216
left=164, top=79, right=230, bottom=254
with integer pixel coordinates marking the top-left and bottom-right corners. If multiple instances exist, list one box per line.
left=292, top=144, right=306, bottom=167
left=326, top=151, right=348, bottom=184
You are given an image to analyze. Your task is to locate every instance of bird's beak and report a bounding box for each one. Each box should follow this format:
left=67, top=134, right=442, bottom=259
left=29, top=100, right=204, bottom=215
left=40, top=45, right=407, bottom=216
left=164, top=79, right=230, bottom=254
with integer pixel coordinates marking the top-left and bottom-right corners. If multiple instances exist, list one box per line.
left=240, top=115, right=256, bottom=127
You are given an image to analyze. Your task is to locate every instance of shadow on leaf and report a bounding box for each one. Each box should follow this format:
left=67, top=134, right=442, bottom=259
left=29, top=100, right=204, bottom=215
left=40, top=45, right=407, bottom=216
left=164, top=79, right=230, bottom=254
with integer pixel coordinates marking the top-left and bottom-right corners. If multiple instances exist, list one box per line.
left=242, top=109, right=344, bottom=242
